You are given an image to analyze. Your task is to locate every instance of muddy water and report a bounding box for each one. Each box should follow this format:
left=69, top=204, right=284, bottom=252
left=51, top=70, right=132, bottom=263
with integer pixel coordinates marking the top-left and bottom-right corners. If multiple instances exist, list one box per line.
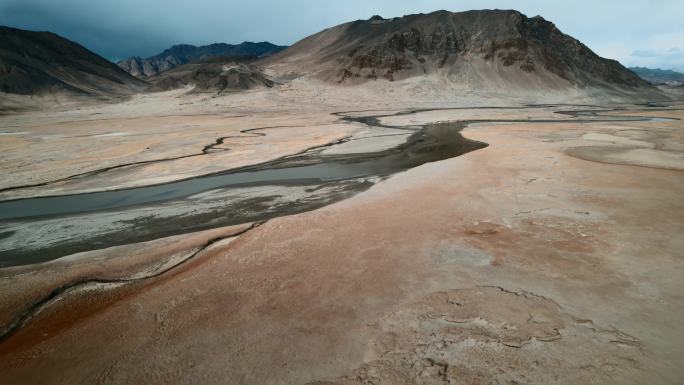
left=0, top=117, right=485, bottom=266
left=0, top=107, right=678, bottom=267
left=0, top=122, right=482, bottom=221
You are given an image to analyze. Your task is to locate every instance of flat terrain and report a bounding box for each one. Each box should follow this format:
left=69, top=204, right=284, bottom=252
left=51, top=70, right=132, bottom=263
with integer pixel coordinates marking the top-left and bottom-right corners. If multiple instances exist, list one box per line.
left=0, top=84, right=682, bottom=384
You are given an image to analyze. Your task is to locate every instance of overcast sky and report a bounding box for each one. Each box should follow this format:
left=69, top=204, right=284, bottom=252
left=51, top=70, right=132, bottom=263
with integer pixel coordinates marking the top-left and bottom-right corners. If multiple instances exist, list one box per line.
left=1, top=0, right=683, bottom=70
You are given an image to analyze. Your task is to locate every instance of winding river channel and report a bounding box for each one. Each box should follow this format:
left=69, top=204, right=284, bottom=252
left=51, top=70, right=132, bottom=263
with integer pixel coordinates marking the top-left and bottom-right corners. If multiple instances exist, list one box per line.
left=0, top=106, right=677, bottom=267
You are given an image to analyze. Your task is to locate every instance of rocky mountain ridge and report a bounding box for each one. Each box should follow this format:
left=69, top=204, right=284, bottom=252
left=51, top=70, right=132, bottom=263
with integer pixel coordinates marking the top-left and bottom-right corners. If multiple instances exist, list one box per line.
left=629, top=67, right=684, bottom=86
left=118, top=42, right=287, bottom=78
left=262, top=10, right=652, bottom=92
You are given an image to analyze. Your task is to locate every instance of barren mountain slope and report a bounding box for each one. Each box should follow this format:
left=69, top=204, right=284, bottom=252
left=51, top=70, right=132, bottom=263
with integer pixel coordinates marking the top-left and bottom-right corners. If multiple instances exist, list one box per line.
left=0, top=26, right=148, bottom=96
left=146, top=57, right=274, bottom=93
left=262, top=10, right=654, bottom=93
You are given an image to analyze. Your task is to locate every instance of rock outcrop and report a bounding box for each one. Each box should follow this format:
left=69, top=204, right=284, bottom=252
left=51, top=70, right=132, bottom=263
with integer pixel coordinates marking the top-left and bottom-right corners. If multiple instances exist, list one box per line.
left=146, top=57, right=274, bottom=93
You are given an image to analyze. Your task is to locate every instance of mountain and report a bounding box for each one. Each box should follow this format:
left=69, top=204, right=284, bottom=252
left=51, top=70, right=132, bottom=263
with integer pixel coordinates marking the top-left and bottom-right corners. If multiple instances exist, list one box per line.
left=261, top=10, right=652, bottom=92
left=629, top=67, right=684, bottom=86
left=118, top=42, right=287, bottom=78
left=0, top=26, right=148, bottom=96
left=146, top=56, right=274, bottom=93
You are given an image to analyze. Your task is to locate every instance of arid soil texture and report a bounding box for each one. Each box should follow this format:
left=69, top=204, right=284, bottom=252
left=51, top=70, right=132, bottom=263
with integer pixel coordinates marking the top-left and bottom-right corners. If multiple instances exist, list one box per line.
left=0, top=88, right=682, bottom=384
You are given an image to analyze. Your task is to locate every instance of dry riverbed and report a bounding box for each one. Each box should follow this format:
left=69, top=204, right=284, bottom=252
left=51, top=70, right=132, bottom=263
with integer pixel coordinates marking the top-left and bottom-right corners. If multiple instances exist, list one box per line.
left=0, top=92, right=682, bottom=384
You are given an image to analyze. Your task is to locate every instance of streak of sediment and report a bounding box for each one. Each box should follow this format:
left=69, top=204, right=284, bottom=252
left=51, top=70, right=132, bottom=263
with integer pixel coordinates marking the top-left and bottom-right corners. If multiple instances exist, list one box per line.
left=0, top=221, right=262, bottom=345
left=2, top=105, right=678, bottom=200
left=0, top=125, right=300, bottom=196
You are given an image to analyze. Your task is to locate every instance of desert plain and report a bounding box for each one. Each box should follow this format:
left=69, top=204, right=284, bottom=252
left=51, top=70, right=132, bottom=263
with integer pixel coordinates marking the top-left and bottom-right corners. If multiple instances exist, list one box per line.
left=0, top=80, right=682, bottom=385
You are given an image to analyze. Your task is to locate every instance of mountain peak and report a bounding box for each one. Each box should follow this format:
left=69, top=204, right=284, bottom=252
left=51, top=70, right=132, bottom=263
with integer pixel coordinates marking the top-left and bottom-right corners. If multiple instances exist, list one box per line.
left=262, top=9, right=649, bottom=90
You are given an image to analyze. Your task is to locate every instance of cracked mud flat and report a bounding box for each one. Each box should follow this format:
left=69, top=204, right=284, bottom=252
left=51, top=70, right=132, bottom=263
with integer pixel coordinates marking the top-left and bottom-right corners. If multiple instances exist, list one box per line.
left=309, top=287, right=644, bottom=385
left=0, top=89, right=682, bottom=385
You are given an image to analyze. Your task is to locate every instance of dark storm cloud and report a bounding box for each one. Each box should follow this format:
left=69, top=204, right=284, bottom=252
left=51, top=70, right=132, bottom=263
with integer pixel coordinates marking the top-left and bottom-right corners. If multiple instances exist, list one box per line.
left=0, top=0, right=187, bottom=60
left=1, top=0, right=683, bottom=70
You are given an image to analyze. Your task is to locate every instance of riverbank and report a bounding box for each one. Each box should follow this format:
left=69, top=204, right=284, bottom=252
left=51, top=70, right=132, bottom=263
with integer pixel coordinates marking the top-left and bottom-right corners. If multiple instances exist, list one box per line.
left=3, top=105, right=678, bottom=266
